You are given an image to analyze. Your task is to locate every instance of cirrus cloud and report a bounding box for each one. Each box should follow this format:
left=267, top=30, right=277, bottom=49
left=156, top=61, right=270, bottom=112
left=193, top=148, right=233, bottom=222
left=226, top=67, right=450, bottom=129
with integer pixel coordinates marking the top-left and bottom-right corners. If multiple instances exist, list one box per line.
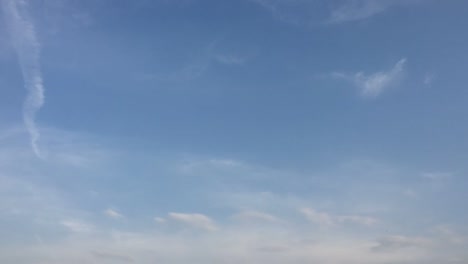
left=168, top=212, right=218, bottom=231
left=332, top=58, right=407, bottom=98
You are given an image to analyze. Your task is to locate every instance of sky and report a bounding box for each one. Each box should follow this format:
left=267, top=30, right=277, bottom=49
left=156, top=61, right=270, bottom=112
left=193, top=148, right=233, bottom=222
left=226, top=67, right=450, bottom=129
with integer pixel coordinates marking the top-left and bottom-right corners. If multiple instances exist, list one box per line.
left=1, top=0, right=468, bottom=263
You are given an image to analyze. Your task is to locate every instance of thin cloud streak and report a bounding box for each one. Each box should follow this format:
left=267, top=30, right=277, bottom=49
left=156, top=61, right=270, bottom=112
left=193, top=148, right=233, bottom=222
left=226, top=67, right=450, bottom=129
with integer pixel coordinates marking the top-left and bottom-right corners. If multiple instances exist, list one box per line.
left=233, top=210, right=281, bottom=223
left=61, top=220, right=95, bottom=233
left=253, top=0, right=421, bottom=26
left=168, top=212, right=218, bottom=231
left=300, top=207, right=378, bottom=227
left=327, top=0, right=424, bottom=24
left=333, top=58, right=407, bottom=98
left=104, top=209, right=124, bottom=219
left=2, top=0, right=45, bottom=158
left=327, top=0, right=391, bottom=24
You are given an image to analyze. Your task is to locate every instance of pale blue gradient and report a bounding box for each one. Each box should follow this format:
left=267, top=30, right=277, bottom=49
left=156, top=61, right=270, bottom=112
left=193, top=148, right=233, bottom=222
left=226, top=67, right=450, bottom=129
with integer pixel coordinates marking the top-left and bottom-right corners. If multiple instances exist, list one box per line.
left=1, top=1, right=468, bottom=263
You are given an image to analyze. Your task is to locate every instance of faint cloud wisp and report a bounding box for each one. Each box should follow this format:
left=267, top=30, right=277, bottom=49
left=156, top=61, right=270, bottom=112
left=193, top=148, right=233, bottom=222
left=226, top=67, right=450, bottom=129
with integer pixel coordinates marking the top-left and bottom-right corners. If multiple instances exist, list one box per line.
left=104, top=208, right=124, bottom=219
left=301, top=207, right=378, bottom=227
left=327, top=0, right=392, bottom=24
left=332, top=58, right=407, bottom=98
left=2, top=0, right=45, bottom=158
left=253, top=0, right=420, bottom=26
left=168, top=212, right=218, bottom=231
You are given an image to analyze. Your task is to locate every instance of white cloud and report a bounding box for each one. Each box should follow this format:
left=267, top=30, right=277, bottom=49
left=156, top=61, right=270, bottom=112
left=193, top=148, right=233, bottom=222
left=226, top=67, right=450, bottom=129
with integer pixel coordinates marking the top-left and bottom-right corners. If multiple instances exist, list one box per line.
left=0, top=228, right=461, bottom=264
left=168, top=212, right=217, bottom=231
left=251, top=0, right=319, bottom=26
left=333, top=58, right=407, bottom=98
left=2, top=0, right=45, bottom=158
left=232, top=210, right=281, bottom=223
left=327, top=0, right=392, bottom=24
left=253, top=0, right=420, bottom=26
left=372, top=235, right=432, bottom=252
left=104, top=209, right=124, bottom=219
left=301, top=208, right=377, bottom=227
left=300, top=208, right=335, bottom=227
left=0, top=125, right=466, bottom=263
left=61, top=220, right=94, bottom=233
left=154, top=217, right=166, bottom=224
left=0, top=130, right=115, bottom=236
left=0, top=172, right=74, bottom=223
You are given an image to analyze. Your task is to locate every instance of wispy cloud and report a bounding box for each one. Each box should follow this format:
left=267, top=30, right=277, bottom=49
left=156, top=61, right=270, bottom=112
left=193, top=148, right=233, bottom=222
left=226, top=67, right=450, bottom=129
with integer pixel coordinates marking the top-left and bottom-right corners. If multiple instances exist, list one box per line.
left=1, top=226, right=462, bottom=264
left=2, top=0, right=45, bottom=158
left=372, top=235, right=432, bottom=252
left=332, top=58, right=407, bottom=98
left=253, top=0, right=419, bottom=26
left=178, top=158, right=245, bottom=175
left=0, top=131, right=466, bottom=263
left=137, top=39, right=252, bottom=83
left=61, top=220, right=95, bottom=233
left=154, top=217, right=166, bottom=224
left=251, top=0, right=314, bottom=26
left=168, top=212, right=217, bottom=231
left=300, top=208, right=335, bottom=227
left=423, top=73, right=436, bottom=86
left=327, top=0, right=393, bottom=24
left=104, top=208, right=124, bottom=219
left=300, top=207, right=378, bottom=227
left=232, top=210, right=281, bottom=223
left=328, top=0, right=425, bottom=24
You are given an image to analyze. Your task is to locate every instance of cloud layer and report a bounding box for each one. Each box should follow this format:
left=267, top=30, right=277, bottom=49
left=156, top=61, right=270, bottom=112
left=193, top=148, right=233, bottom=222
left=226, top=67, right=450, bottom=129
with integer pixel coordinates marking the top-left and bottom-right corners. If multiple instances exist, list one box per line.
left=0, top=127, right=466, bottom=264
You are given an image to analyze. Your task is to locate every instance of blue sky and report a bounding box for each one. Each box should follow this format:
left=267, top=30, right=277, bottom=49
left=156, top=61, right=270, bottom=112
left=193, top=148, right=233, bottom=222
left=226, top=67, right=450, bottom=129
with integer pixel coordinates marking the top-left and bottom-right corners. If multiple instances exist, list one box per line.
left=1, top=0, right=468, bottom=263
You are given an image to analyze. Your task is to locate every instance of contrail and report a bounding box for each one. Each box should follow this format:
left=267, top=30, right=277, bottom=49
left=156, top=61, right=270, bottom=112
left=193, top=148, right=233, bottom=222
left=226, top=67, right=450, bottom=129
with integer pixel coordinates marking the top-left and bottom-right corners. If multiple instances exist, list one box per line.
left=2, top=0, right=45, bottom=158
